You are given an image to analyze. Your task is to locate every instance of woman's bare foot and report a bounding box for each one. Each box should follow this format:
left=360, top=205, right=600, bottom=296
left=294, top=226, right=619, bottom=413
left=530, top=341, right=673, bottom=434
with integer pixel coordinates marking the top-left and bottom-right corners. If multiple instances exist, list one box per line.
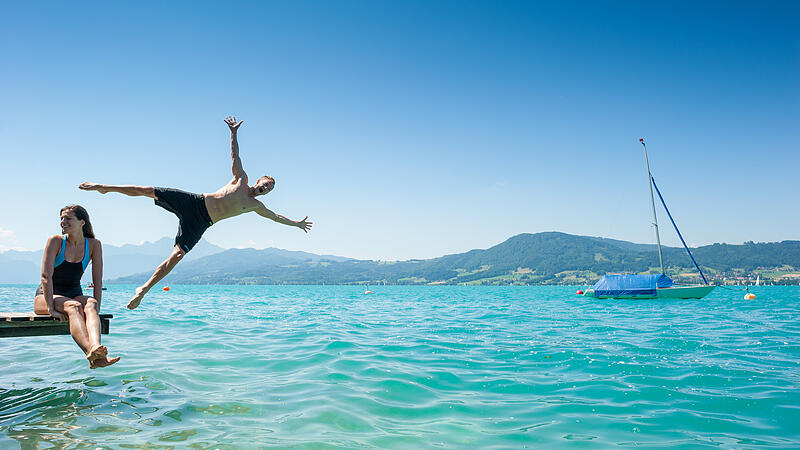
left=86, top=345, right=108, bottom=365
left=90, top=355, right=121, bottom=369
left=78, top=182, right=109, bottom=193
left=127, top=286, right=149, bottom=310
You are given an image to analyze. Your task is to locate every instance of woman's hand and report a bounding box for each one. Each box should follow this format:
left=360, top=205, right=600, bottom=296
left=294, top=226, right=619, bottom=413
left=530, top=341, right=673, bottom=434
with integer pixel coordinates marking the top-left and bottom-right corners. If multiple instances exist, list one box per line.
left=50, top=310, right=67, bottom=322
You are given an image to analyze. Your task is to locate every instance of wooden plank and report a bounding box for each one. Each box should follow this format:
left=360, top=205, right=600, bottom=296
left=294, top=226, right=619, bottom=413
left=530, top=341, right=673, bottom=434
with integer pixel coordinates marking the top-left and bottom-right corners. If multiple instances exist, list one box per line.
left=0, top=313, right=113, bottom=338
left=1, top=313, right=113, bottom=321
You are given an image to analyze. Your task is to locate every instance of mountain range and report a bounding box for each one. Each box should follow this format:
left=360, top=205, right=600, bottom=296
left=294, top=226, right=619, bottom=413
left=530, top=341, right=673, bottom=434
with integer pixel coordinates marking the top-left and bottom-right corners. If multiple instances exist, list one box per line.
left=0, top=237, right=225, bottom=284
left=108, top=232, right=800, bottom=286
left=3, top=232, right=798, bottom=286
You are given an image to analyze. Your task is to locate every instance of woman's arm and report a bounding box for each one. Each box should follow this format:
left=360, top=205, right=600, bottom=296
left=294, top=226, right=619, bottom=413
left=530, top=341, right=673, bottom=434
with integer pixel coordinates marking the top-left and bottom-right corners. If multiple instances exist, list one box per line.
left=40, top=236, right=64, bottom=320
left=91, top=239, right=103, bottom=304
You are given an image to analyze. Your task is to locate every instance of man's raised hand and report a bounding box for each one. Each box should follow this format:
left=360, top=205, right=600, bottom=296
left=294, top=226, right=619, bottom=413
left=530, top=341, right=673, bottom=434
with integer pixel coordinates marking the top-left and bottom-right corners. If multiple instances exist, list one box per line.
left=225, top=116, right=243, bottom=131
left=297, top=216, right=313, bottom=233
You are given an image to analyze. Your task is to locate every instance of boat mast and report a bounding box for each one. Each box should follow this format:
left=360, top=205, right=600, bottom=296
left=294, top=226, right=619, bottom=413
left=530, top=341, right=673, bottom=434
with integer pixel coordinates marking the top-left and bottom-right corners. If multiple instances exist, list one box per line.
left=640, top=139, right=665, bottom=274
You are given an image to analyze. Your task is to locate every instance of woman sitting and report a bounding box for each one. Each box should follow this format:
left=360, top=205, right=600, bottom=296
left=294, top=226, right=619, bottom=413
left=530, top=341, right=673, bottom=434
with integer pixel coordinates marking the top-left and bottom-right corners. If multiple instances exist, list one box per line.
left=34, top=205, right=120, bottom=369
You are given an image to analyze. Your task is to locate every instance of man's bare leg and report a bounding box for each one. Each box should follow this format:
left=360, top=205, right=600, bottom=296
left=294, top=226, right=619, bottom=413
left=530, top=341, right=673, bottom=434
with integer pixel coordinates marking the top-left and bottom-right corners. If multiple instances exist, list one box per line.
left=81, top=182, right=183, bottom=310
left=128, top=245, right=185, bottom=310
left=79, top=182, right=156, bottom=199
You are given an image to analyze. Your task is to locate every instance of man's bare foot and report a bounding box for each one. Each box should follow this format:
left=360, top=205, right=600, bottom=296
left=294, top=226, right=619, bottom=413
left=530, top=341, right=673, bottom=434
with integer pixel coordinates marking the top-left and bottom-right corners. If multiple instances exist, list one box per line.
left=90, top=355, right=121, bottom=369
left=127, top=286, right=149, bottom=310
left=79, top=182, right=109, bottom=193
left=86, top=345, right=108, bottom=365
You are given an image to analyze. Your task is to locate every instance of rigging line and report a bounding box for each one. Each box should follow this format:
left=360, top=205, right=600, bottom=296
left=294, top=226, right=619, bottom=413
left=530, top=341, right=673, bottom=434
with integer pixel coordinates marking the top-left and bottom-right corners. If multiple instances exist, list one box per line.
left=650, top=175, right=709, bottom=285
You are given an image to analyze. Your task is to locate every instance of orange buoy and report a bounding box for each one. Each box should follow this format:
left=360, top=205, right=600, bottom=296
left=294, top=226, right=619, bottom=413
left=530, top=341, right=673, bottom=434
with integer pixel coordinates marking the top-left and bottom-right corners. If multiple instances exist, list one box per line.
left=576, top=290, right=584, bottom=295
left=365, top=290, right=373, bottom=294
left=744, top=293, right=756, bottom=300
left=163, top=286, right=170, bottom=291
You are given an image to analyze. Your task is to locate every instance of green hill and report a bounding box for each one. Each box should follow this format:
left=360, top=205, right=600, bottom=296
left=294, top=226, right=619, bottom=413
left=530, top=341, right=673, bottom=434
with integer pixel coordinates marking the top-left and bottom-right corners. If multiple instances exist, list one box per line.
left=111, top=232, right=800, bottom=285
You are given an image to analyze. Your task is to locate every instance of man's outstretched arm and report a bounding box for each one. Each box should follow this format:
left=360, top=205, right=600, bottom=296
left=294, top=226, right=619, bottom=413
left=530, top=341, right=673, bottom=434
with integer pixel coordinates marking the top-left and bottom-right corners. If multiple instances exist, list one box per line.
left=255, top=203, right=312, bottom=232
left=225, top=116, right=247, bottom=183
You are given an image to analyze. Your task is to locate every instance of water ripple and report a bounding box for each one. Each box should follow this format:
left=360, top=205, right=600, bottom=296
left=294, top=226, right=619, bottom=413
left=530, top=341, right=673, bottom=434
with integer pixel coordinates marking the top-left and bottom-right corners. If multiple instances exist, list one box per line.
left=1, top=284, right=799, bottom=447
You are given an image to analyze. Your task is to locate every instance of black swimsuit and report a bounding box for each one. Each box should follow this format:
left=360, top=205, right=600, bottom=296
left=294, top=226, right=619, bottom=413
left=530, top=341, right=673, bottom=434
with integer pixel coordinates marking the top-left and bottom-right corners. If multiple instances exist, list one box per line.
left=36, top=236, right=90, bottom=298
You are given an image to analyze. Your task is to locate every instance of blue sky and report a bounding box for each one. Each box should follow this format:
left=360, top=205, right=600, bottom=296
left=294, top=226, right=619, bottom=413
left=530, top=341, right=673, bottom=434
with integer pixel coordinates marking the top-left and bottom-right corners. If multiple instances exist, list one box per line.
left=1, top=1, right=798, bottom=260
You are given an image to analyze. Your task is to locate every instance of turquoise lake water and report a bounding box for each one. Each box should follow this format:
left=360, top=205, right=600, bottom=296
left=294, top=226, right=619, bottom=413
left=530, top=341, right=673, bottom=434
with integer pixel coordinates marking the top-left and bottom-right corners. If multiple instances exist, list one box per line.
left=1, top=284, right=799, bottom=448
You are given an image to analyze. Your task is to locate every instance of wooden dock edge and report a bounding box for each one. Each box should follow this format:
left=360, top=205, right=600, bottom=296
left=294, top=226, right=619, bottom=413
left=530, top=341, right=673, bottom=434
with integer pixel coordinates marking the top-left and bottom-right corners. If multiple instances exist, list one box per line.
left=0, top=313, right=113, bottom=338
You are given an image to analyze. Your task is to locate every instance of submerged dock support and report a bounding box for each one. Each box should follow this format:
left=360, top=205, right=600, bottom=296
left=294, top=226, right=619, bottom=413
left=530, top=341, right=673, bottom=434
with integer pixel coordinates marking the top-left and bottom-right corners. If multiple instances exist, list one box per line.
left=0, top=313, right=113, bottom=338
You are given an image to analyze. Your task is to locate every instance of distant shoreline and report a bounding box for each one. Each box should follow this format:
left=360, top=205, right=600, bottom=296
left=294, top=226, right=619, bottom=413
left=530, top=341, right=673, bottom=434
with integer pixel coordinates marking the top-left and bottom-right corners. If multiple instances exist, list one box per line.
left=3, top=233, right=799, bottom=286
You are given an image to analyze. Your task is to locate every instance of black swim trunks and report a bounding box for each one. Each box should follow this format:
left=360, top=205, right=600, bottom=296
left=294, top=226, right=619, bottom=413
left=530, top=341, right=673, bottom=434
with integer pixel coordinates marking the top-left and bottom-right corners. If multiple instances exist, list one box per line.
left=154, top=187, right=213, bottom=253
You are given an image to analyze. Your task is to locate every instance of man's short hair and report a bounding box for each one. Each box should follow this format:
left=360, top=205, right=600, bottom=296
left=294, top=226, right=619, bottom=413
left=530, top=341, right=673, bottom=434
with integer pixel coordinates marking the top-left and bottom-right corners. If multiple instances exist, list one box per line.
left=258, top=175, right=275, bottom=189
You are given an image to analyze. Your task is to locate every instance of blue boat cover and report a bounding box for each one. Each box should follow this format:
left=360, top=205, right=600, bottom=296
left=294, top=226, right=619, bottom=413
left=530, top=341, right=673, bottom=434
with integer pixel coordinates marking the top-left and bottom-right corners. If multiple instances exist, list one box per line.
left=592, top=274, right=674, bottom=298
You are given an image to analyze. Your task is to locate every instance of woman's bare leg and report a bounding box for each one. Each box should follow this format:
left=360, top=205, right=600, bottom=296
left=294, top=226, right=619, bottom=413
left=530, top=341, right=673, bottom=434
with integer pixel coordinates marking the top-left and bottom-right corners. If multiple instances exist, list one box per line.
left=33, top=294, right=53, bottom=315
left=62, top=299, right=92, bottom=354
left=78, top=182, right=156, bottom=199
left=81, top=297, right=102, bottom=349
left=81, top=297, right=120, bottom=369
left=35, top=295, right=119, bottom=368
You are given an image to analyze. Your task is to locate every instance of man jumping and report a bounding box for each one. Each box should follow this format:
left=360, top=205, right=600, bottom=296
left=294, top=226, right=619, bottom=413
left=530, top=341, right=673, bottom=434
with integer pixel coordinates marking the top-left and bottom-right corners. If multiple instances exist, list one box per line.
left=80, top=116, right=312, bottom=309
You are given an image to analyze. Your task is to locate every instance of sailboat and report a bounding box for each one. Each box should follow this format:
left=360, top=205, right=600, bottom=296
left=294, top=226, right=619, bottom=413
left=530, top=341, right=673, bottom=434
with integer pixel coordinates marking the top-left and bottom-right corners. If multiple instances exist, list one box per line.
left=583, top=139, right=716, bottom=299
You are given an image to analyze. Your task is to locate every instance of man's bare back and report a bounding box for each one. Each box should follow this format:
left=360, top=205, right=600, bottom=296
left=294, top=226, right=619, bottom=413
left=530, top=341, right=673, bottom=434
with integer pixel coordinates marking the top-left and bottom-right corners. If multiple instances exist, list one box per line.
left=79, top=116, right=311, bottom=309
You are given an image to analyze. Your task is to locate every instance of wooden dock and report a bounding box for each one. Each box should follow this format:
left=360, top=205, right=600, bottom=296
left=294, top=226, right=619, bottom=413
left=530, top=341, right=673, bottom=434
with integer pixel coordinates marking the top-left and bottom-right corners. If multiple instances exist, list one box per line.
left=0, top=313, right=113, bottom=338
